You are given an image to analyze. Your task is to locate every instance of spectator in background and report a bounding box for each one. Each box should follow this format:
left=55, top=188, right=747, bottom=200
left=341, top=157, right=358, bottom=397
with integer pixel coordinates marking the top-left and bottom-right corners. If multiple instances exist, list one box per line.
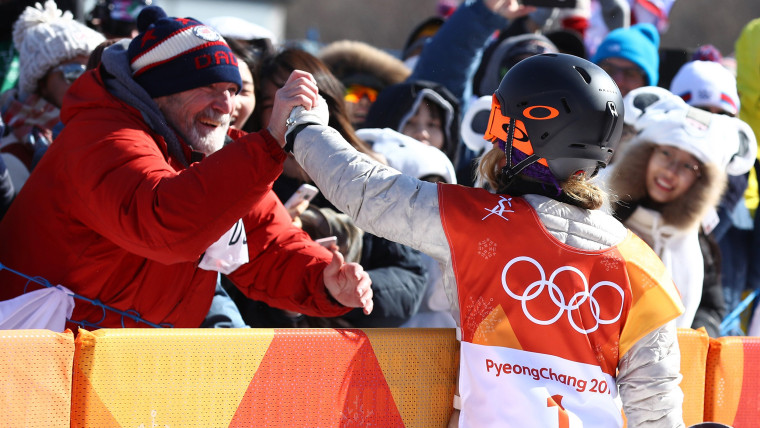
left=355, top=127, right=458, bottom=328
left=399, top=0, right=535, bottom=185
left=205, top=17, right=277, bottom=132
left=1, top=0, right=104, bottom=194
left=0, top=6, right=373, bottom=329
left=400, top=16, right=446, bottom=71
left=224, top=38, right=257, bottom=132
left=319, top=40, right=410, bottom=128
left=86, top=0, right=151, bottom=39
left=472, top=32, right=559, bottom=99
left=606, top=86, right=756, bottom=330
left=591, top=23, right=659, bottom=96
left=730, top=17, right=760, bottom=336
left=669, top=59, right=744, bottom=336
left=239, top=47, right=427, bottom=329
left=362, top=79, right=463, bottom=179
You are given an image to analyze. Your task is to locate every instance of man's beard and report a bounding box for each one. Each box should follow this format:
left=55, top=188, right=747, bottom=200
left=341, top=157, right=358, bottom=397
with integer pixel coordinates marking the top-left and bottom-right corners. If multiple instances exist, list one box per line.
left=157, top=97, right=230, bottom=156
left=181, top=112, right=229, bottom=156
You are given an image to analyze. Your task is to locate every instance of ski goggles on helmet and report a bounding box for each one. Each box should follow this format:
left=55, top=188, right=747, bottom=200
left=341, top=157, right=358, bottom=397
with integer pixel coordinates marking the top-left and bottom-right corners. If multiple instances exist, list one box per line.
left=484, top=94, right=548, bottom=167
left=344, top=84, right=378, bottom=104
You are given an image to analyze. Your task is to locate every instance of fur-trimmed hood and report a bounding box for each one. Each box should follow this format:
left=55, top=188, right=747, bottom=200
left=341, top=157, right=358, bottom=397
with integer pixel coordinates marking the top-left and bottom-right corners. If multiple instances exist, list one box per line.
left=319, top=40, right=410, bottom=91
left=607, top=141, right=726, bottom=231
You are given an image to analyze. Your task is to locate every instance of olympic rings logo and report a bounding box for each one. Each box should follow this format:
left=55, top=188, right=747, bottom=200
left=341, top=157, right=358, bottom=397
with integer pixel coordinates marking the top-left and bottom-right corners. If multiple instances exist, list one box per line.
left=501, top=256, right=625, bottom=334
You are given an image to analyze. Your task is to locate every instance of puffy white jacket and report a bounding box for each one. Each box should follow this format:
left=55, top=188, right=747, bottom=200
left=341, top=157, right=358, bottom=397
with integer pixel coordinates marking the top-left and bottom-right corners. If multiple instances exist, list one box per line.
left=294, top=125, right=685, bottom=427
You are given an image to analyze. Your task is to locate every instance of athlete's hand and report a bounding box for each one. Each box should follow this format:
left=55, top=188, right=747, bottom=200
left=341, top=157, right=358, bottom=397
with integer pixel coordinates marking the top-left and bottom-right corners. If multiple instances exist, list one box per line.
left=323, top=249, right=373, bottom=315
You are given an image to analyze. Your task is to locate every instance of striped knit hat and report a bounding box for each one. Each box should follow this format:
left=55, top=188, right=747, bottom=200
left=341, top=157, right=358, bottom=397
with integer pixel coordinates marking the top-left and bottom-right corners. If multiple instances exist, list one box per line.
left=127, top=6, right=241, bottom=98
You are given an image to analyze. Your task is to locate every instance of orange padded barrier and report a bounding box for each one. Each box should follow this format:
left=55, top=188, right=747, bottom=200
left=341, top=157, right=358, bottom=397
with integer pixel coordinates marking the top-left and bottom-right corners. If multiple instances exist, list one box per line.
left=677, top=327, right=710, bottom=426
left=0, top=329, right=75, bottom=427
left=704, top=335, right=760, bottom=427
left=71, top=328, right=459, bottom=427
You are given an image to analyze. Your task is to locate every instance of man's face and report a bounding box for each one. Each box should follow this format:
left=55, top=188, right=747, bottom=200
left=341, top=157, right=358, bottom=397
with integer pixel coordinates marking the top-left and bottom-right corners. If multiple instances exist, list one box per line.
left=154, top=81, right=238, bottom=156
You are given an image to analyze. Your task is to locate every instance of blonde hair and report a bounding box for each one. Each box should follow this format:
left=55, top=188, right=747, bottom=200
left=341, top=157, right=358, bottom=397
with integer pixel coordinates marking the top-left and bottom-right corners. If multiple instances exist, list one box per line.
left=477, top=148, right=608, bottom=210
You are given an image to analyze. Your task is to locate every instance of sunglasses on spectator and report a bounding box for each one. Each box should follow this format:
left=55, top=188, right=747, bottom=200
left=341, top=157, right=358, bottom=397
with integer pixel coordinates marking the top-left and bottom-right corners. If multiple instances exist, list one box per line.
left=53, top=63, right=87, bottom=84
left=344, top=85, right=378, bottom=104
left=598, top=61, right=646, bottom=82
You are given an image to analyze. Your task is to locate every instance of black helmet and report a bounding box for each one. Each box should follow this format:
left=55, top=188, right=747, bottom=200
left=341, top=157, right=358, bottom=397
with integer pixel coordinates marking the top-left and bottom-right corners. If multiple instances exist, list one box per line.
left=485, top=53, right=623, bottom=181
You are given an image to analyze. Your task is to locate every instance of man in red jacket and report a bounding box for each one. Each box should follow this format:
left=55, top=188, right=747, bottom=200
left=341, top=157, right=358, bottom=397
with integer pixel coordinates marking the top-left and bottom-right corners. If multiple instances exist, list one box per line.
left=0, top=6, right=373, bottom=328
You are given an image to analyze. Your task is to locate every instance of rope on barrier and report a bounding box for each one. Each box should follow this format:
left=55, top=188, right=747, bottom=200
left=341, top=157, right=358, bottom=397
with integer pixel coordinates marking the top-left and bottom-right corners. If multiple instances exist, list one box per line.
left=0, top=261, right=172, bottom=328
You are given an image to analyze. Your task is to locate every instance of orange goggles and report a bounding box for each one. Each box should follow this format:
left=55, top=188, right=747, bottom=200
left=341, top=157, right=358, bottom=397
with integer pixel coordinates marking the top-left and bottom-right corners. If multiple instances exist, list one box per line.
left=344, top=85, right=378, bottom=103
left=484, top=94, right=548, bottom=166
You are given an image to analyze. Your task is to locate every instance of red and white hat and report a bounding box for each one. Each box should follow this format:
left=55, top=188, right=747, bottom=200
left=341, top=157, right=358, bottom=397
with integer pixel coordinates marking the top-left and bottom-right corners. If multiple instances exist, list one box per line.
left=669, top=60, right=740, bottom=116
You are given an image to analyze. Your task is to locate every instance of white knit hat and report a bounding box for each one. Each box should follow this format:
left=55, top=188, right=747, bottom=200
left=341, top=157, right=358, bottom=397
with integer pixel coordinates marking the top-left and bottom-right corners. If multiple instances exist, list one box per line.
left=12, top=0, right=105, bottom=95
left=669, top=60, right=740, bottom=116
left=624, top=86, right=757, bottom=176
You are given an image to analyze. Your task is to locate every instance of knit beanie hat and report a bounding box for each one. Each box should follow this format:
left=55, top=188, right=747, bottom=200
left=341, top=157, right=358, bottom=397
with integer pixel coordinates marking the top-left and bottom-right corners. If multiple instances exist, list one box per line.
left=12, top=0, right=105, bottom=95
left=591, top=23, right=660, bottom=86
left=127, top=6, right=242, bottom=98
left=669, top=60, right=739, bottom=116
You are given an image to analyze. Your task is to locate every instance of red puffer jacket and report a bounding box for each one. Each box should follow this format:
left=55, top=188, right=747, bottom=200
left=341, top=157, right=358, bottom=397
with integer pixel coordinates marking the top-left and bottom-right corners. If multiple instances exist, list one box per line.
left=0, top=69, right=348, bottom=328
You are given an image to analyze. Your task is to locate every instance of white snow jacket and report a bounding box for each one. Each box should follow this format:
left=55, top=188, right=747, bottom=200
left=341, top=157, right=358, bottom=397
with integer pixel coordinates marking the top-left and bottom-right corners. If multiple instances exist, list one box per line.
left=293, top=125, right=685, bottom=427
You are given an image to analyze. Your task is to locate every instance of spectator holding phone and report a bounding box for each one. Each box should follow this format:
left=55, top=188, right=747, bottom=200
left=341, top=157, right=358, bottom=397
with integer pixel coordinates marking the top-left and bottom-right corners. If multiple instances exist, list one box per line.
left=232, top=47, right=427, bottom=329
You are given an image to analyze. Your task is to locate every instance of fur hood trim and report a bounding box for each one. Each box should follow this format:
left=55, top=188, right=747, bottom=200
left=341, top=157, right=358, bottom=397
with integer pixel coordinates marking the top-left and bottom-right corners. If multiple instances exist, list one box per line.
left=319, top=40, right=410, bottom=90
left=608, top=141, right=726, bottom=231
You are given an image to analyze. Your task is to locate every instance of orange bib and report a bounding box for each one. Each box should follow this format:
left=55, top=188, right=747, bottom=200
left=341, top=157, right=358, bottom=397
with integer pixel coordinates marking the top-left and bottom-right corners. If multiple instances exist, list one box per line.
left=438, top=185, right=683, bottom=427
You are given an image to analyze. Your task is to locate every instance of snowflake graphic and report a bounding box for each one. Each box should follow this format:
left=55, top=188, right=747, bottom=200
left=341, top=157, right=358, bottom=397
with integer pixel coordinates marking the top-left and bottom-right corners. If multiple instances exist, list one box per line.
left=138, top=410, right=169, bottom=428
left=478, top=238, right=497, bottom=260
left=593, top=340, right=619, bottom=367
left=340, top=394, right=376, bottom=427
left=473, top=313, right=501, bottom=343
left=463, top=296, right=496, bottom=337
left=600, top=255, right=620, bottom=272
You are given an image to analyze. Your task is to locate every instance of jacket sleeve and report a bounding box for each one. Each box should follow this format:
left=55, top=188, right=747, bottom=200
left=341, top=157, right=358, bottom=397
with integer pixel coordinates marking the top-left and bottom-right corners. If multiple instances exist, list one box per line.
left=340, top=234, right=429, bottom=327
left=617, top=321, right=686, bottom=428
left=409, top=0, right=508, bottom=107
left=62, top=121, right=286, bottom=265
left=224, top=190, right=350, bottom=317
left=293, top=125, right=451, bottom=264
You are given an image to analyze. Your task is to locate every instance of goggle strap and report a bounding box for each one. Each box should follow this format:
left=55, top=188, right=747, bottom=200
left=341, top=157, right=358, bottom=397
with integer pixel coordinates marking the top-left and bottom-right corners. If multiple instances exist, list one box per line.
left=501, top=116, right=538, bottom=183
left=504, top=117, right=516, bottom=170
left=503, top=153, right=541, bottom=183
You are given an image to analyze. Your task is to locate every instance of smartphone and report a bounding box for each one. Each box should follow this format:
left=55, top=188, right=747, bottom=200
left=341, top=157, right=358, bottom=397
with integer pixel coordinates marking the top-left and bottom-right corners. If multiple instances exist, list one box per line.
left=315, top=236, right=338, bottom=248
left=522, top=0, right=577, bottom=8
left=283, top=183, right=319, bottom=209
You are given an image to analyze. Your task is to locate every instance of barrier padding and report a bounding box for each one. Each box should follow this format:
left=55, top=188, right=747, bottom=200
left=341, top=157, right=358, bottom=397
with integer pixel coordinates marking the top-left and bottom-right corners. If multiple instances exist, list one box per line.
left=677, top=327, right=710, bottom=426
left=71, top=328, right=459, bottom=427
left=0, top=329, right=75, bottom=427
left=704, top=335, right=760, bottom=427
